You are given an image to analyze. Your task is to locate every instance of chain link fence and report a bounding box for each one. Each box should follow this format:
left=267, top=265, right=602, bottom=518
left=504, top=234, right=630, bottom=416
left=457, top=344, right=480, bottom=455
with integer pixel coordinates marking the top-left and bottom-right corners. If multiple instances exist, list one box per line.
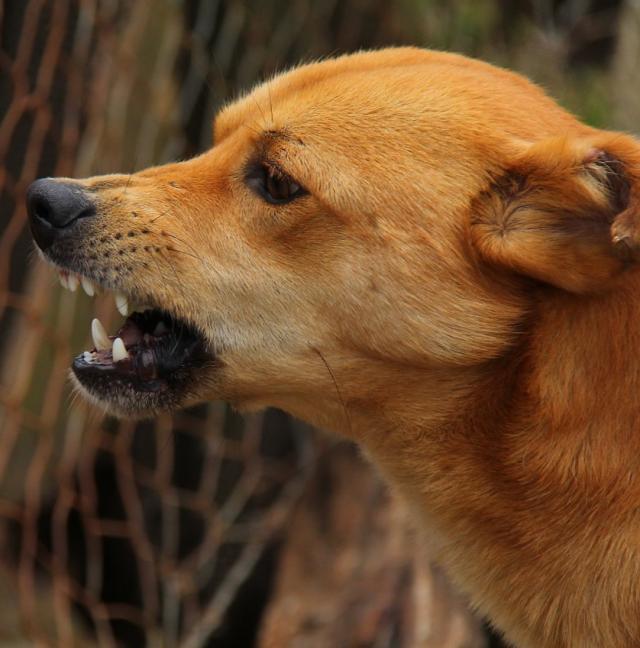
left=0, top=1, right=637, bottom=646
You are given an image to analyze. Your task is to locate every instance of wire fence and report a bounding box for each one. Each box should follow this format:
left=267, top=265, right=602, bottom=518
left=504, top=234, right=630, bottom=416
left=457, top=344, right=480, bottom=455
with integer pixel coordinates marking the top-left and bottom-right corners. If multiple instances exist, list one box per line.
left=0, top=0, right=637, bottom=646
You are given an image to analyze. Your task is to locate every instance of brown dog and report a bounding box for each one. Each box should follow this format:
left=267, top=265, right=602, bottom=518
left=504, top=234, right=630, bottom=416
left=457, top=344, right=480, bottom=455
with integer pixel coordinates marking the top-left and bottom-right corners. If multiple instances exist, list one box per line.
left=27, top=48, right=640, bottom=647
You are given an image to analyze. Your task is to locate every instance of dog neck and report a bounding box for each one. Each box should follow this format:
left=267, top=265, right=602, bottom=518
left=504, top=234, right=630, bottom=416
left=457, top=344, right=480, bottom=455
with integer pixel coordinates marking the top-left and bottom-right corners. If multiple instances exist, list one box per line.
left=345, top=276, right=640, bottom=646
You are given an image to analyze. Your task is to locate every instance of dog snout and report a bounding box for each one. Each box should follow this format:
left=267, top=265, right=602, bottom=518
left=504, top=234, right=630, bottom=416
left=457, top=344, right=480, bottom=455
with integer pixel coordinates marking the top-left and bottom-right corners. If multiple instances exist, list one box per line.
left=27, top=178, right=96, bottom=251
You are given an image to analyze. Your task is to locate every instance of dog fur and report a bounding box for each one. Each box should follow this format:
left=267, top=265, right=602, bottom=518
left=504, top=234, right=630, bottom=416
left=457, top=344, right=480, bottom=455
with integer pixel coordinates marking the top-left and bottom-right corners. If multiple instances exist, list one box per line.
left=44, top=48, right=640, bottom=646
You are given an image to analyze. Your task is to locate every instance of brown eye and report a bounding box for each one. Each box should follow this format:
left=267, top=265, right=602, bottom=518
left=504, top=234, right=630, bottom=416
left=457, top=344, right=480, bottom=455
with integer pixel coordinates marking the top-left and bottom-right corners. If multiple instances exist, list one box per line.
left=246, top=162, right=305, bottom=204
left=266, top=167, right=301, bottom=201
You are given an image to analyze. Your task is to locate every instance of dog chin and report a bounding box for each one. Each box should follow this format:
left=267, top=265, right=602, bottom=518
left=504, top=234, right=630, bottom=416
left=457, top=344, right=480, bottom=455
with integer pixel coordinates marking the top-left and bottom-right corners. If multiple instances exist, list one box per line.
left=69, top=364, right=216, bottom=419
left=69, top=371, right=174, bottom=419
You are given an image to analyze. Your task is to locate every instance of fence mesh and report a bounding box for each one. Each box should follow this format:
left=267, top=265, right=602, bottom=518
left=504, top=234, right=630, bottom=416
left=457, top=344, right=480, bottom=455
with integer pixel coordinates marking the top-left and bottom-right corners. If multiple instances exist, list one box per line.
left=0, top=1, right=638, bottom=646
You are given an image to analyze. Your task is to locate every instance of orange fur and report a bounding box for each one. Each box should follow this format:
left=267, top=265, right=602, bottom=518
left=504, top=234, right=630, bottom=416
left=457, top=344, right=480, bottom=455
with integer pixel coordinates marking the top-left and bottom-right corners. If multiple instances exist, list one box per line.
left=48, top=49, right=640, bottom=646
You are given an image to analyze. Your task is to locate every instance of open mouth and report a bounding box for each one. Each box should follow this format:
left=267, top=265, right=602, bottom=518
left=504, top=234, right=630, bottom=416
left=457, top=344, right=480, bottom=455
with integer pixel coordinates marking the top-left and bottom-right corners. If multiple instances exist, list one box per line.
left=57, top=269, right=214, bottom=416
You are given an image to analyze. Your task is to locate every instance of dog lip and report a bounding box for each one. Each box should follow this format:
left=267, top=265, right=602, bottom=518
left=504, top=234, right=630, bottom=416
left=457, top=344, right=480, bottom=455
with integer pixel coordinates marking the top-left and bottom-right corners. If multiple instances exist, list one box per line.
left=39, top=241, right=177, bottom=325
left=39, top=254, right=216, bottom=408
left=72, top=307, right=215, bottom=405
left=44, top=256, right=186, bottom=330
left=72, top=356, right=168, bottom=392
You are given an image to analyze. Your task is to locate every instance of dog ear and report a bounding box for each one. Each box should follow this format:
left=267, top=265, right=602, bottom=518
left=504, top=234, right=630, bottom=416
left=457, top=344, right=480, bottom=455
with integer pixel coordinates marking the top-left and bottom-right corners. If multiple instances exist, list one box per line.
left=471, top=135, right=640, bottom=292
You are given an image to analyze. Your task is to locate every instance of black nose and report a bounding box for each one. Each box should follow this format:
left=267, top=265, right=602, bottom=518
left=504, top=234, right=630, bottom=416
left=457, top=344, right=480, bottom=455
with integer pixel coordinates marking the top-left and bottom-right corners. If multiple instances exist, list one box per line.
left=27, top=178, right=96, bottom=251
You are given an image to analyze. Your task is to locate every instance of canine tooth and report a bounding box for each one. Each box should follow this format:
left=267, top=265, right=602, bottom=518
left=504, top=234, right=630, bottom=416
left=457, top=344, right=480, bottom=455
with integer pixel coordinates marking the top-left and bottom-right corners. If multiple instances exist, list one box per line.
left=115, top=293, right=129, bottom=317
left=83, top=351, right=93, bottom=363
left=67, top=274, right=79, bottom=292
left=112, top=337, right=128, bottom=362
left=153, top=321, right=169, bottom=336
left=81, top=276, right=95, bottom=296
left=91, top=318, right=111, bottom=351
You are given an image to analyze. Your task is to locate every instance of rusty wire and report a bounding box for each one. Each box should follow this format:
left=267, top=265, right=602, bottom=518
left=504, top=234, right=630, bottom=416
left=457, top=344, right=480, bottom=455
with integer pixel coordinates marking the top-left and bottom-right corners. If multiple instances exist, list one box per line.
left=0, top=2, right=318, bottom=645
left=0, top=0, right=636, bottom=646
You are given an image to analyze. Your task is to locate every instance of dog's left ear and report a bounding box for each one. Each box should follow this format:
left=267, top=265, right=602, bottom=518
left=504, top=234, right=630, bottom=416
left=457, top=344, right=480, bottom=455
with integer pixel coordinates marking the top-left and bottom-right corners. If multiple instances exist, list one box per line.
left=471, top=134, right=640, bottom=293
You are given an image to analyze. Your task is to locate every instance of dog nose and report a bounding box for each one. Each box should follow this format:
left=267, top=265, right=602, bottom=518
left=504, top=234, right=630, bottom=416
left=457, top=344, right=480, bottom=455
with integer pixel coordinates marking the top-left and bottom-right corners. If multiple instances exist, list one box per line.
left=27, top=178, right=96, bottom=251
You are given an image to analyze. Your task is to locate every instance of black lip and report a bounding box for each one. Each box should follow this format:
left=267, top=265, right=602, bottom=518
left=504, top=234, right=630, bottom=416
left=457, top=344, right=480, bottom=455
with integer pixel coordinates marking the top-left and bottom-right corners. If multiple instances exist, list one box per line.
left=71, top=308, right=215, bottom=412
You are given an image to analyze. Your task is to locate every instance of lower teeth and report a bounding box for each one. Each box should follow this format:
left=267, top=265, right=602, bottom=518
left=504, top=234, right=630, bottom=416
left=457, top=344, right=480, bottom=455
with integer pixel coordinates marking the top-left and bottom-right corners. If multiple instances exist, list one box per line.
left=81, top=309, right=174, bottom=371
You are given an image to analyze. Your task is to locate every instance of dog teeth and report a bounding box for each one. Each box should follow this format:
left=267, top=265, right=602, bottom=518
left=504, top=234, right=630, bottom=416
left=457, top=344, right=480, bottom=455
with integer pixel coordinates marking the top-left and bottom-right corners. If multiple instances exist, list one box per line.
left=54, top=271, right=142, bottom=320
left=115, top=293, right=129, bottom=317
left=67, top=274, right=79, bottom=291
left=58, top=271, right=95, bottom=296
left=81, top=276, right=96, bottom=296
left=83, top=351, right=94, bottom=363
left=91, top=318, right=111, bottom=351
left=112, top=337, right=128, bottom=362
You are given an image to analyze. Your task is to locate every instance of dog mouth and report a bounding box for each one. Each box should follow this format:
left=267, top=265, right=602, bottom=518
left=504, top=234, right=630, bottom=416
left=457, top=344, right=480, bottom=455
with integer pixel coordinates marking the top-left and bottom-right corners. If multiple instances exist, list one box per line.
left=56, top=269, right=214, bottom=416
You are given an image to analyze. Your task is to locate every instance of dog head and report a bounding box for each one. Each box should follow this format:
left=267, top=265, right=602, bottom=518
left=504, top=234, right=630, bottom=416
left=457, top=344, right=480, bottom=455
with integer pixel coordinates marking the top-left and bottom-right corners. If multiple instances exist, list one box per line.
left=27, top=48, right=640, bottom=428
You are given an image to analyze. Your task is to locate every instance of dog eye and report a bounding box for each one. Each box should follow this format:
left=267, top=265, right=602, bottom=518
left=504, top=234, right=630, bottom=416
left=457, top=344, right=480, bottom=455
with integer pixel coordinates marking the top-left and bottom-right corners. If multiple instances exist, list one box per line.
left=247, top=163, right=305, bottom=204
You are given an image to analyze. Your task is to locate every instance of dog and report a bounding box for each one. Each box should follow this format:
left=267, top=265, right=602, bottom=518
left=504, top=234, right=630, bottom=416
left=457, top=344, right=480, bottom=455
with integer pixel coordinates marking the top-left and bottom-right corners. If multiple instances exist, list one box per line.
left=26, top=47, right=640, bottom=647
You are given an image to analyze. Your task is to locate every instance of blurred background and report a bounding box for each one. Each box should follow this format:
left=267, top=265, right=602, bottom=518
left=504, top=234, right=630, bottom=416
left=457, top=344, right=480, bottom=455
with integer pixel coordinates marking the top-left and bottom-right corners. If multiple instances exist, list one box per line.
left=0, top=1, right=638, bottom=646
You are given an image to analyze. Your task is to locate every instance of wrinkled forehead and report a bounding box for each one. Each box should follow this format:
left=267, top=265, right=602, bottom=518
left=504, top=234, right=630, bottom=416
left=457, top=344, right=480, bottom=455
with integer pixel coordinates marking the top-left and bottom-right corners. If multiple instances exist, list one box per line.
left=214, top=49, right=579, bottom=153
left=212, top=65, right=498, bottom=218
left=219, top=72, right=471, bottom=179
left=216, top=67, right=482, bottom=155
left=210, top=50, right=585, bottom=220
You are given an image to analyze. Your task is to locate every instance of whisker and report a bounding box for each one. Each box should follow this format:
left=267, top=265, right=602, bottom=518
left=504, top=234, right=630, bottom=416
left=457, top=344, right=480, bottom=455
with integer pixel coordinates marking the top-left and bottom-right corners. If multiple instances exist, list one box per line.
left=157, top=249, right=188, bottom=353
left=146, top=249, right=188, bottom=323
left=149, top=208, right=171, bottom=224
left=123, top=172, right=133, bottom=195
left=165, top=246, right=204, bottom=262
left=311, top=346, right=353, bottom=437
left=162, top=232, right=206, bottom=264
left=251, top=94, right=268, bottom=129
left=242, top=121, right=263, bottom=137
